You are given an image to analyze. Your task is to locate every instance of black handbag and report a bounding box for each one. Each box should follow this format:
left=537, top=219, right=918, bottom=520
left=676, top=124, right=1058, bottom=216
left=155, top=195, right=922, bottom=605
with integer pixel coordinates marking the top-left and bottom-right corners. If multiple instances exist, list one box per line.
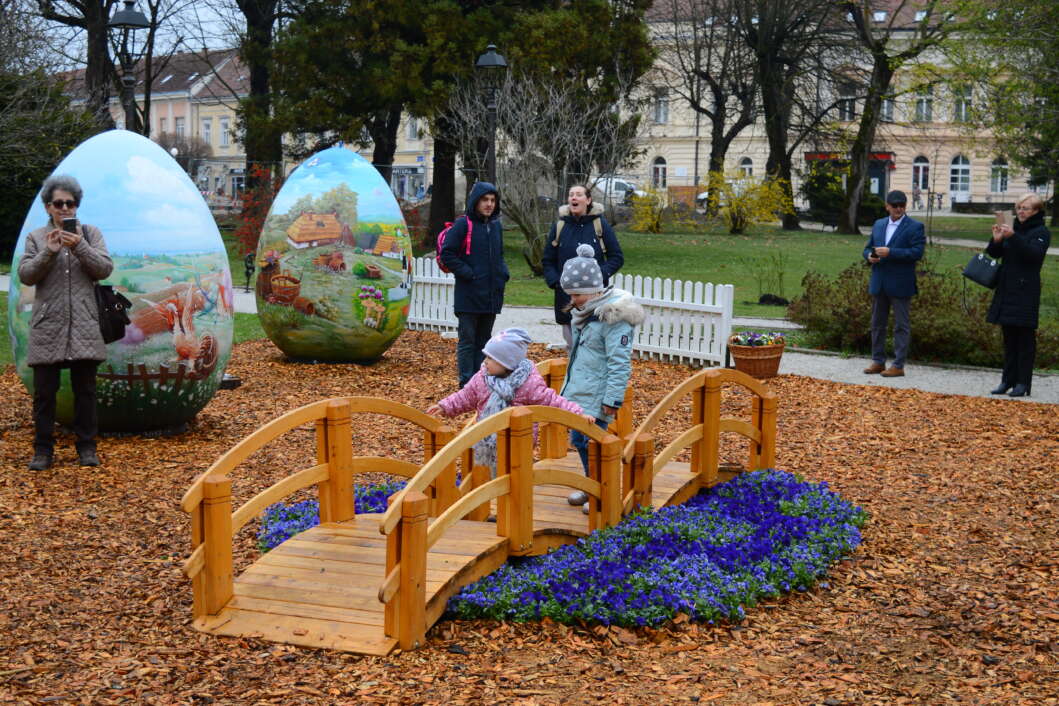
left=962, top=252, right=1000, bottom=289
left=94, top=284, right=132, bottom=344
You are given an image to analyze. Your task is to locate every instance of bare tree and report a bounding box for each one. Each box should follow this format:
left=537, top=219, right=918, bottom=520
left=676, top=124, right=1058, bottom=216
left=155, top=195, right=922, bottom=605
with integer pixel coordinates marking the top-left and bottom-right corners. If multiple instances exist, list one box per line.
left=733, top=0, right=846, bottom=230
left=447, top=70, right=647, bottom=273
left=836, top=1, right=955, bottom=233
left=653, top=0, right=759, bottom=212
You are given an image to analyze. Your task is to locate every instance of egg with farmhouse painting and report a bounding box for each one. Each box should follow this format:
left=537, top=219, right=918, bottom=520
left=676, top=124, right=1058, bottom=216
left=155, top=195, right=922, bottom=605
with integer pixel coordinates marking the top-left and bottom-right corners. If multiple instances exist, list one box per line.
left=254, top=146, right=413, bottom=362
left=6, top=129, right=234, bottom=432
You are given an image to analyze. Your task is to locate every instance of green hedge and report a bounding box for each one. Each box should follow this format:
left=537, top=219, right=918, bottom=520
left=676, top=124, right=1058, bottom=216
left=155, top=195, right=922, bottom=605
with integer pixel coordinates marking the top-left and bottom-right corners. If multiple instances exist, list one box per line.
left=788, top=262, right=1059, bottom=369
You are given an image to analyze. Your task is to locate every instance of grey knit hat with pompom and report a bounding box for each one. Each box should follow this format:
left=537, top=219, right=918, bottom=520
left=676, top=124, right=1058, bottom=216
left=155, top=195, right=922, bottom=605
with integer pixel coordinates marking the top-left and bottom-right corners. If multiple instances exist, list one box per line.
left=560, top=243, right=605, bottom=294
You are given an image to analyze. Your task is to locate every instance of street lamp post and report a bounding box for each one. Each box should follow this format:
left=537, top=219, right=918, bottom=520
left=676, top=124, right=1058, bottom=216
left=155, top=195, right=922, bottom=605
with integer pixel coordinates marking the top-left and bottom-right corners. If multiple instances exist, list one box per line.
left=108, top=0, right=149, bottom=132
left=475, top=44, right=507, bottom=185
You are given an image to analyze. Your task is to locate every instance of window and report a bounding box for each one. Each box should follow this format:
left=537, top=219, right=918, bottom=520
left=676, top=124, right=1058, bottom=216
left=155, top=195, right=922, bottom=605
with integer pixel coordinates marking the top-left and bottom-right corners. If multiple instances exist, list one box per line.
left=950, top=155, right=971, bottom=198
left=159, top=117, right=167, bottom=133
left=837, top=84, right=857, bottom=121
left=873, top=10, right=887, bottom=21
left=220, top=118, right=230, bottom=147
left=652, top=90, right=669, bottom=124
left=880, top=95, right=894, bottom=122
left=174, top=116, right=185, bottom=137
left=912, top=156, right=930, bottom=190
left=201, top=118, right=212, bottom=145
left=915, top=10, right=927, bottom=21
left=914, top=86, right=933, bottom=122
left=952, top=85, right=972, bottom=122
left=739, top=157, right=753, bottom=177
left=652, top=156, right=667, bottom=188
left=231, top=174, right=245, bottom=196
left=406, top=118, right=421, bottom=140
left=990, top=158, right=1009, bottom=192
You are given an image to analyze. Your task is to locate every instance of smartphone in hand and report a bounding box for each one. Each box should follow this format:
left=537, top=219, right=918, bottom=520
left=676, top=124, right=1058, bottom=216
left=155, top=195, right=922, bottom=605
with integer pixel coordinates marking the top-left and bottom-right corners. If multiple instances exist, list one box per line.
left=61, top=217, right=79, bottom=233
left=870, top=246, right=877, bottom=257
left=994, top=210, right=1009, bottom=227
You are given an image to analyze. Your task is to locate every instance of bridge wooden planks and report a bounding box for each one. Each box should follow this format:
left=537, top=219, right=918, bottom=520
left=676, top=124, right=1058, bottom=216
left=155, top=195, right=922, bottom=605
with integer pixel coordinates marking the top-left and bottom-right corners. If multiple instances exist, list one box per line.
left=196, top=513, right=507, bottom=655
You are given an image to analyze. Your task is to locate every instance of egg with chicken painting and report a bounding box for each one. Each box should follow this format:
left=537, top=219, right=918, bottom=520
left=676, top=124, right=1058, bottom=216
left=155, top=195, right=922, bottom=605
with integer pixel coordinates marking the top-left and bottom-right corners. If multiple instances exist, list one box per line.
left=6, top=130, right=234, bottom=432
left=254, top=146, right=413, bottom=362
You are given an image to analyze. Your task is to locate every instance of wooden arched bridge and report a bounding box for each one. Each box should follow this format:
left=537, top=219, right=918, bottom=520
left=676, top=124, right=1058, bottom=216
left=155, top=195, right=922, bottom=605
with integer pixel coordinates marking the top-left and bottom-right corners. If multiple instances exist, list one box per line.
left=180, top=362, right=777, bottom=655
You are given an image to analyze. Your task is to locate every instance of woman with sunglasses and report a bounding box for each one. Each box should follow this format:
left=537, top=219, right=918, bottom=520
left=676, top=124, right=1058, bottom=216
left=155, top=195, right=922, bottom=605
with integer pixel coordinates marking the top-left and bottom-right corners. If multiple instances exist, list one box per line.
left=17, top=174, right=113, bottom=470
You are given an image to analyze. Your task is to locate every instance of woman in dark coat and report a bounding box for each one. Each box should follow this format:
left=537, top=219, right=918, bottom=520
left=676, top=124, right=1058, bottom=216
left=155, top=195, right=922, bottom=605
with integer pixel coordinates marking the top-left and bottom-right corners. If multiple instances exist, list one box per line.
left=986, top=192, right=1051, bottom=397
left=541, top=184, right=624, bottom=347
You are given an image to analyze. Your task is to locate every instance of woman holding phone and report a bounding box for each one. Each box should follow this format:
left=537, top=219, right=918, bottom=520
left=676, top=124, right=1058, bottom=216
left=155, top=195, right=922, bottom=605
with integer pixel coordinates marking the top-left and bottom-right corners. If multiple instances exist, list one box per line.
left=17, top=174, right=113, bottom=470
left=986, top=193, right=1051, bottom=397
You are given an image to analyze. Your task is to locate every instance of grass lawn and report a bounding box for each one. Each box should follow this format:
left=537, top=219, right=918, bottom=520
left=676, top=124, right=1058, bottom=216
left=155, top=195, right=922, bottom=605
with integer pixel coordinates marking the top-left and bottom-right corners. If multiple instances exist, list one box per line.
left=499, top=222, right=1020, bottom=318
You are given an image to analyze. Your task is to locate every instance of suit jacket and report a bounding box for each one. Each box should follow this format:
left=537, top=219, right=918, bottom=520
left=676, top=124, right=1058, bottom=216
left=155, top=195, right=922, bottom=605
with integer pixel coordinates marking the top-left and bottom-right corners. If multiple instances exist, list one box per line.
left=863, top=215, right=926, bottom=297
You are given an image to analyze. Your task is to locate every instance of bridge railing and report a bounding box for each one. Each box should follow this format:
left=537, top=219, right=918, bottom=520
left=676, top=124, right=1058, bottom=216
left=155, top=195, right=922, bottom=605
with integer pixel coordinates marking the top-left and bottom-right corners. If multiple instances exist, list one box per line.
left=377, top=406, right=622, bottom=650
left=620, top=368, right=777, bottom=509
left=179, top=397, right=456, bottom=623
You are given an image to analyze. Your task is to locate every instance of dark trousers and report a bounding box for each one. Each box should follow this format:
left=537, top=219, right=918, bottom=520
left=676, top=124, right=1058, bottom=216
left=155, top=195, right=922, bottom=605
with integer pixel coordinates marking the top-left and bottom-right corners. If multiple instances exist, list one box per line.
left=456, top=312, right=496, bottom=388
left=1001, top=325, right=1036, bottom=388
left=32, top=361, right=99, bottom=455
left=870, top=294, right=911, bottom=369
left=571, top=417, right=611, bottom=474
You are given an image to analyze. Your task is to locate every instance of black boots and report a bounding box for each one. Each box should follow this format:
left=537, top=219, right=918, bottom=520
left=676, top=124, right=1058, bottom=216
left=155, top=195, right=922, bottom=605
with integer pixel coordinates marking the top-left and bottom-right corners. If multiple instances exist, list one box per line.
left=78, top=447, right=101, bottom=467
left=990, top=381, right=1013, bottom=395
left=28, top=452, right=53, bottom=471
left=1008, top=384, right=1031, bottom=398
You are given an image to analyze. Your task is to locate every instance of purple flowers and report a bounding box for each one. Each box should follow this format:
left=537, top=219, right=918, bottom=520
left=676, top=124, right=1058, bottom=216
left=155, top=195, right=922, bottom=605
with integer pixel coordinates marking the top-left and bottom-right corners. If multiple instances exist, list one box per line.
left=730, top=331, right=786, bottom=346
left=446, top=470, right=865, bottom=626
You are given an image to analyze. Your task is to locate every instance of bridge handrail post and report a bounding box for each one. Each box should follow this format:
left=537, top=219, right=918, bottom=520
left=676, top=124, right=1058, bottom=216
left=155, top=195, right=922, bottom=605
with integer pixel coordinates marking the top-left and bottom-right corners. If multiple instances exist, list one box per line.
left=537, top=359, right=569, bottom=459
left=397, top=490, right=429, bottom=650
left=314, top=419, right=333, bottom=523
left=501, top=407, right=534, bottom=555
left=201, top=475, right=233, bottom=617
left=325, top=400, right=355, bottom=523
left=600, top=434, right=622, bottom=528
left=467, top=462, right=491, bottom=521
left=758, top=394, right=778, bottom=469
left=701, top=371, right=722, bottom=486
left=427, top=427, right=458, bottom=515
left=631, top=433, right=655, bottom=511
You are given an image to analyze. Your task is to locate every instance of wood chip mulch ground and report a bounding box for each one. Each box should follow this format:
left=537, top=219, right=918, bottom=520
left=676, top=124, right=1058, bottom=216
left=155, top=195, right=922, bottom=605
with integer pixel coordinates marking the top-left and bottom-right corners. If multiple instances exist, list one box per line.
left=1, top=331, right=1057, bottom=705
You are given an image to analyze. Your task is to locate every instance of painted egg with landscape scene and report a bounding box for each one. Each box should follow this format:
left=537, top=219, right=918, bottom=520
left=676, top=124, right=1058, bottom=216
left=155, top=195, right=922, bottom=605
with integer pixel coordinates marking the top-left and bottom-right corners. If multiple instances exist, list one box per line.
left=254, top=146, right=413, bottom=362
left=6, top=130, right=234, bottom=432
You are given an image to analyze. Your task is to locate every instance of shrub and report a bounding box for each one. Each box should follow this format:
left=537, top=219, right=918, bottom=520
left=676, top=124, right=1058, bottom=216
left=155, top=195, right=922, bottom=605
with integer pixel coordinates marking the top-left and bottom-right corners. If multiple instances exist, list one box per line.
left=799, top=162, right=886, bottom=227
left=705, top=171, right=794, bottom=234
left=629, top=186, right=667, bottom=233
left=787, top=260, right=1059, bottom=367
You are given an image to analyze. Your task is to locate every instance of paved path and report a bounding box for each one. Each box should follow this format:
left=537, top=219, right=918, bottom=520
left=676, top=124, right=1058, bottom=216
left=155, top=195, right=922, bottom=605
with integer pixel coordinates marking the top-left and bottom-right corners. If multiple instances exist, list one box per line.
left=4, top=275, right=1054, bottom=403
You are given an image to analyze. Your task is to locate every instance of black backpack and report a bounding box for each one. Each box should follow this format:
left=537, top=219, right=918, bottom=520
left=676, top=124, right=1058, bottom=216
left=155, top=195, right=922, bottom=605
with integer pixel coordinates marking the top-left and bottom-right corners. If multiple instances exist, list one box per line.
left=94, top=284, right=132, bottom=344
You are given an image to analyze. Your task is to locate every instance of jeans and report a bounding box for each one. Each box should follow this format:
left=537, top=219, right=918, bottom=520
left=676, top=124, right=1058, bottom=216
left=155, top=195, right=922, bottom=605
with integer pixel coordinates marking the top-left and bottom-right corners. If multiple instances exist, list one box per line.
left=870, top=294, right=911, bottom=369
left=32, top=360, right=99, bottom=455
left=456, top=312, right=496, bottom=387
left=571, top=417, right=610, bottom=474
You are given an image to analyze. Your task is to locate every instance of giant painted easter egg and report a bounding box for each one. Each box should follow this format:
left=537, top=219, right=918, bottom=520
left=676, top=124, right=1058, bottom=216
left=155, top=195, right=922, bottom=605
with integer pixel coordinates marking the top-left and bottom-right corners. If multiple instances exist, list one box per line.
left=6, top=130, right=234, bottom=432
left=254, top=146, right=413, bottom=362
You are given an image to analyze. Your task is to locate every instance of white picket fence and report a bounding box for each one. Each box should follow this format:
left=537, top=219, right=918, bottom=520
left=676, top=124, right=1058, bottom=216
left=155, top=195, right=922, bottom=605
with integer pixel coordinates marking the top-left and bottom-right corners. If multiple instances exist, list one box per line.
left=406, top=256, right=734, bottom=366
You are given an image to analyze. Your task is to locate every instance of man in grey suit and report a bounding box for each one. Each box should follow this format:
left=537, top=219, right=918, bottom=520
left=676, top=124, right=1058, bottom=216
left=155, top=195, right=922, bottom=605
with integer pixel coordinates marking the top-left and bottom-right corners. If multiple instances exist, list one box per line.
left=862, top=190, right=926, bottom=378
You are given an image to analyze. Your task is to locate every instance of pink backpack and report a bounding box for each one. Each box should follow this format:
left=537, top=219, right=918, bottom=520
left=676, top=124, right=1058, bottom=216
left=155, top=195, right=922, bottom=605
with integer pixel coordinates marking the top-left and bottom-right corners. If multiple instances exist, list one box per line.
left=435, top=216, right=473, bottom=273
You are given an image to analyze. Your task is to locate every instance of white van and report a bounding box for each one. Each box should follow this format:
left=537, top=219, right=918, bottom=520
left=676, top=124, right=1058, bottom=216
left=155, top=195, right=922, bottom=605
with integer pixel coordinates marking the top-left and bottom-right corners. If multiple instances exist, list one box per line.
left=593, top=177, right=646, bottom=205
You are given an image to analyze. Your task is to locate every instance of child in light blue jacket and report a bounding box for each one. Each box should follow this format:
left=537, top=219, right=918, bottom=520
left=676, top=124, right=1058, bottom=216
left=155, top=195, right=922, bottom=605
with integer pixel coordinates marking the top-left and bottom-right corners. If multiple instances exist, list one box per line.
left=558, top=244, right=645, bottom=509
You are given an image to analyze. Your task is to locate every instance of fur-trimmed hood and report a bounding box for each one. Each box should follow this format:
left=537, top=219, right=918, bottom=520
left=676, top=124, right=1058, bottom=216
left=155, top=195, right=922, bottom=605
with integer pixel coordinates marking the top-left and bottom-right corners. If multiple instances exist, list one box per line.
left=596, top=288, right=645, bottom=327
left=557, top=201, right=605, bottom=219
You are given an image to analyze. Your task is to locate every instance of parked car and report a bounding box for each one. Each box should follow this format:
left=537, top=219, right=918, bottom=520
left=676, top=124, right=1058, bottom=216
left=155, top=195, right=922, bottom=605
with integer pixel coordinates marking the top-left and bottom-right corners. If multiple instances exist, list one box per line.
left=593, top=177, right=646, bottom=205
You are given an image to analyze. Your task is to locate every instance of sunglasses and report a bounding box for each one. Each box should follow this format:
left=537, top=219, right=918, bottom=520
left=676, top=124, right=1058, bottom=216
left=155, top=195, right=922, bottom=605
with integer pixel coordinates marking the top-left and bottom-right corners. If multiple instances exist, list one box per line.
left=50, top=199, right=77, bottom=209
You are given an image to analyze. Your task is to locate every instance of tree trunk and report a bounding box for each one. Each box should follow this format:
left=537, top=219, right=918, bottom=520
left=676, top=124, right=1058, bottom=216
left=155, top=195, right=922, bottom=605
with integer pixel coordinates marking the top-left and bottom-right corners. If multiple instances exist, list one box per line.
left=239, top=0, right=281, bottom=188
left=84, top=4, right=115, bottom=130
left=368, top=107, right=402, bottom=185
left=429, top=130, right=458, bottom=238
left=757, top=53, right=801, bottom=231
left=839, top=59, right=893, bottom=234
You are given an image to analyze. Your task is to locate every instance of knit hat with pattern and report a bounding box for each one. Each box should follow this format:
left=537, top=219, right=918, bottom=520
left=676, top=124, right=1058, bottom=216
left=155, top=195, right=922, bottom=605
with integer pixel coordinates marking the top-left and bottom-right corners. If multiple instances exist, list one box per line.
left=560, top=243, right=604, bottom=294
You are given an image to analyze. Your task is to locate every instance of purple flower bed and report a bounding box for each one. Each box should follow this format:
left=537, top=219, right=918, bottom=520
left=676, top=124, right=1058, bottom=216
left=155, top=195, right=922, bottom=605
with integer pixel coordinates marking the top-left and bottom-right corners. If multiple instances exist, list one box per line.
left=446, top=470, right=865, bottom=626
left=256, top=480, right=407, bottom=552
left=256, top=470, right=865, bottom=628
